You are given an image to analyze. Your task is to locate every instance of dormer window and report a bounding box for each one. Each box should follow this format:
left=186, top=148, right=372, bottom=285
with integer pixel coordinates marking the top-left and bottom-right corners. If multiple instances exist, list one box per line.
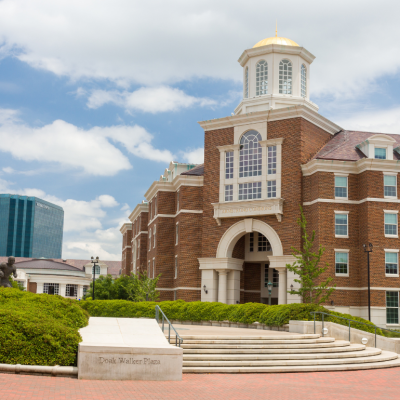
left=256, top=61, right=268, bottom=96
left=356, top=134, right=396, bottom=160
left=375, top=148, right=387, bottom=159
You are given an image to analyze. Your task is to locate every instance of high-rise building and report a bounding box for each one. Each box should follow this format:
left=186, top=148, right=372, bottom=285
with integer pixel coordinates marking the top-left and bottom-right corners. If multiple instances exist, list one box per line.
left=0, top=194, right=64, bottom=259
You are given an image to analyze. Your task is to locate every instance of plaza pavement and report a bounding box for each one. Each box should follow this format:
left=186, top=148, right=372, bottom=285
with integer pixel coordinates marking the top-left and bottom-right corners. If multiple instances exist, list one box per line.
left=1, top=368, right=399, bottom=400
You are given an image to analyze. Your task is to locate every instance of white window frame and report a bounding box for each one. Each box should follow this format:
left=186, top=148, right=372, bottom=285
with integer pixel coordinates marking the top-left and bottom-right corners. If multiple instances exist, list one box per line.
left=334, top=211, right=349, bottom=238
left=153, top=225, right=156, bottom=248
left=148, top=228, right=152, bottom=251
left=279, top=59, right=292, bottom=95
left=155, top=196, right=157, bottom=216
left=256, top=60, right=268, bottom=96
left=152, top=258, right=155, bottom=279
left=174, top=256, right=178, bottom=279
left=175, top=223, right=179, bottom=245
left=384, top=210, right=398, bottom=238
left=225, top=151, right=234, bottom=179
left=386, top=291, right=400, bottom=325
left=385, top=249, right=399, bottom=277
left=384, top=173, right=397, bottom=199
left=177, top=191, right=180, bottom=212
left=375, top=147, right=387, bottom=160
left=334, top=249, right=349, bottom=277
left=225, top=184, right=233, bottom=202
left=334, top=173, right=348, bottom=200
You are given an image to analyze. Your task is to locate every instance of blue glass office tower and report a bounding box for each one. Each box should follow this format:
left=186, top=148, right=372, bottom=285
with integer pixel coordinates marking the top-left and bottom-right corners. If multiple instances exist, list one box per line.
left=0, top=194, right=64, bottom=258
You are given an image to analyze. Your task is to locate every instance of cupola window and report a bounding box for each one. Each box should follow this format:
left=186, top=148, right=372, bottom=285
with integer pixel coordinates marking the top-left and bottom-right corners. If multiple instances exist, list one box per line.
left=239, top=130, right=262, bottom=178
left=301, top=64, right=307, bottom=98
left=244, top=67, right=249, bottom=98
left=256, top=60, right=268, bottom=96
left=279, top=59, right=292, bottom=94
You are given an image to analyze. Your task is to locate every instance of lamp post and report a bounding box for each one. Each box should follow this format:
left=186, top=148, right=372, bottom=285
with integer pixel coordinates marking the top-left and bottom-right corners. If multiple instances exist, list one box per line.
left=267, top=281, right=273, bottom=305
left=91, top=256, right=99, bottom=300
left=363, top=243, right=373, bottom=321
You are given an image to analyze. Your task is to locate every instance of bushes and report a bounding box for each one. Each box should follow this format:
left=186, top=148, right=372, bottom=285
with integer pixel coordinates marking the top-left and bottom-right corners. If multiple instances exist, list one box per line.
left=0, top=288, right=89, bottom=366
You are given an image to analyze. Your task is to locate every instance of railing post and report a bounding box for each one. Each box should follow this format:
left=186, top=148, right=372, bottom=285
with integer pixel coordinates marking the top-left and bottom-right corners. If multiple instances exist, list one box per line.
left=168, top=324, right=171, bottom=344
left=322, top=313, right=324, bottom=337
left=162, top=315, right=164, bottom=333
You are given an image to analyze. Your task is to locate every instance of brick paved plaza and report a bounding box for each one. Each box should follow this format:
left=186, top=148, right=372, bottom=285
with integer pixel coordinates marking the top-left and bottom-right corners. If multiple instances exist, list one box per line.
left=1, top=368, right=400, bottom=400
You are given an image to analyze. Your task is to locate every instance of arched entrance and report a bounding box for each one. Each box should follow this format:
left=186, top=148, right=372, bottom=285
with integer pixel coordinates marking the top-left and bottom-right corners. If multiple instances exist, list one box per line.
left=199, top=219, right=296, bottom=305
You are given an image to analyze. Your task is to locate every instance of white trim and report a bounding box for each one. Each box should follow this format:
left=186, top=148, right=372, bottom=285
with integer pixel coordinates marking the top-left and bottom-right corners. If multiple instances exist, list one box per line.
left=334, top=248, right=350, bottom=252
left=333, top=287, right=400, bottom=291
left=157, top=287, right=202, bottom=291
left=334, top=172, right=349, bottom=177
left=384, top=209, right=399, bottom=214
left=384, top=249, right=400, bottom=252
left=128, top=203, right=149, bottom=223
left=334, top=210, right=349, bottom=214
left=334, top=250, right=349, bottom=277
left=304, top=198, right=400, bottom=206
left=119, top=223, right=132, bottom=234
left=147, top=209, right=203, bottom=226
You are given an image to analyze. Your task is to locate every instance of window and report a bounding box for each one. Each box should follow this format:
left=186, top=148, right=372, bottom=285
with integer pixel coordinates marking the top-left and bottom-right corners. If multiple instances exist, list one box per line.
left=225, top=185, right=233, bottom=202
left=175, top=223, right=179, bottom=245
left=92, top=265, right=100, bottom=275
left=153, top=225, right=156, bottom=248
left=384, top=175, right=397, bottom=197
left=385, top=213, right=398, bottom=236
left=66, top=284, right=77, bottom=298
left=149, top=229, right=151, bottom=251
left=256, top=60, right=268, bottom=96
left=273, top=269, right=279, bottom=287
left=152, top=259, right=155, bottom=278
left=268, top=146, right=277, bottom=174
left=174, top=256, right=178, bottom=279
left=335, top=213, right=348, bottom=236
left=249, top=232, right=254, bottom=252
left=385, top=252, right=398, bottom=275
left=177, top=191, right=180, bottom=212
left=386, top=292, right=399, bottom=324
left=258, top=233, right=271, bottom=252
left=279, top=59, right=292, bottom=94
left=239, top=182, right=261, bottom=200
left=335, top=252, right=348, bottom=275
left=335, top=176, right=348, bottom=198
left=150, top=201, right=152, bottom=220
left=267, top=181, right=276, bottom=198
left=225, top=151, right=234, bottom=179
left=244, top=67, right=249, bottom=98
left=301, top=64, right=307, bottom=98
left=43, top=283, right=59, bottom=295
left=155, top=197, right=157, bottom=215
left=375, top=148, right=387, bottom=159
left=137, top=240, right=139, bottom=259
left=239, top=131, right=262, bottom=178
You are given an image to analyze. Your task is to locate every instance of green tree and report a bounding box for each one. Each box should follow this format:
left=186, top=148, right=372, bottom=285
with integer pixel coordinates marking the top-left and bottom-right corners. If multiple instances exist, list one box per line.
left=286, top=206, right=335, bottom=305
left=8, top=276, right=25, bottom=291
left=127, top=272, right=160, bottom=302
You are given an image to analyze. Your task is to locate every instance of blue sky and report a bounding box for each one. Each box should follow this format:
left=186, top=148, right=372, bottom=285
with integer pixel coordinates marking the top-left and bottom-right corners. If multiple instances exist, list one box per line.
left=0, top=0, right=399, bottom=260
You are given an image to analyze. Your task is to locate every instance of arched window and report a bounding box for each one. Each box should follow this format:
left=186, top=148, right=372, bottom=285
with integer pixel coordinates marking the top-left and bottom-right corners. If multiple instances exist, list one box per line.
left=279, top=59, right=292, bottom=94
left=239, top=130, right=262, bottom=178
left=301, top=64, right=307, bottom=98
left=244, top=67, right=249, bottom=98
left=256, top=60, right=268, bottom=96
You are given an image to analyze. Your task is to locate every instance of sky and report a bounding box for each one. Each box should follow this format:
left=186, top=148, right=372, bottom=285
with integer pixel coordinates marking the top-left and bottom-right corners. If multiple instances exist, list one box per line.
left=0, top=0, right=400, bottom=261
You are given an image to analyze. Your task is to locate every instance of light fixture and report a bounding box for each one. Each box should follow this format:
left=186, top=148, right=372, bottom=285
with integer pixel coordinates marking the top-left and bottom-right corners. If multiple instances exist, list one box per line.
left=290, top=284, right=294, bottom=291
left=203, top=285, right=208, bottom=294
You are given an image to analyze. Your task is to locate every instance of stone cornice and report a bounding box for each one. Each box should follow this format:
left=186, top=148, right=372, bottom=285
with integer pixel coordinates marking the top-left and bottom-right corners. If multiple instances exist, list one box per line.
left=238, top=45, right=315, bottom=67
left=259, top=138, right=284, bottom=147
left=198, top=105, right=341, bottom=135
left=119, top=223, right=132, bottom=234
left=302, top=158, right=400, bottom=176
left=303, top=198, right=400, bottom=206
left=128, top=203, right=149, bottom=223
left=217, top=144, right=241, bottom=152
left=144, top=175, right=203, bottom=201
left=147, top=209, right=203, bottom=226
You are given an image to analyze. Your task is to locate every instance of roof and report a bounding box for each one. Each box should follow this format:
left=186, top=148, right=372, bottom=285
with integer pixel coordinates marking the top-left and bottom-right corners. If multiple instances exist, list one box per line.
left=11, top=258, right=83, bottom=271
left=314, top=130, right=400, bottom=162
left=181, top=164, right=204, bottom=176
left=253, top=36, right=299, bottom=48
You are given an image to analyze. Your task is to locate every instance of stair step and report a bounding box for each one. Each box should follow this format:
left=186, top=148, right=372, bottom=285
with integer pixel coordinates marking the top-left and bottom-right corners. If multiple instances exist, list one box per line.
left=183, top=347, right=381, bottom=361
left=182, top=351, right=398, bottom=369
left=174, top=334, right=321, bottom=341
left=179, top=338, right=332, bottom=345
left=182, top=354, right=400, bottom=373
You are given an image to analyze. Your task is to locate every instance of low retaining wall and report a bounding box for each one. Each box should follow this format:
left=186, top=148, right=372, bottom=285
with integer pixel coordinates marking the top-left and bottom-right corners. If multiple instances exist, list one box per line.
left=170, top=320, right=289, bottom=331
left=289, top=320, right=400, bottom=354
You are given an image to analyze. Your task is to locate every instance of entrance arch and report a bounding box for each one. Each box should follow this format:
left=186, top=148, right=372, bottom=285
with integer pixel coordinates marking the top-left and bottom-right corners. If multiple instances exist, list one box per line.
left=216, top=219, right=283, bottom=259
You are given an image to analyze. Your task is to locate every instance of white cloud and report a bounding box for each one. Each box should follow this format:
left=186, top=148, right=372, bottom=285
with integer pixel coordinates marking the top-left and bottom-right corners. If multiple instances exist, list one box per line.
left=0, top=1, right=399, bottom=99
left=87, top=86, right=217, bottom=113
left=181, top=148, right=204, bottom=164
left=0, top=110, right=175, bottom=175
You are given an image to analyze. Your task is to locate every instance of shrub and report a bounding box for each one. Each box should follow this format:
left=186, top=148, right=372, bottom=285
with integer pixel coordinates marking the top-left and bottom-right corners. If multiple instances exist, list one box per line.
left=0, top=288, right=89, bottom=366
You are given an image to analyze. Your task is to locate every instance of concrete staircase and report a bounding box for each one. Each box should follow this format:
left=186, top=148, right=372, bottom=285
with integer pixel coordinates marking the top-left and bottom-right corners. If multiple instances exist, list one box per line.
left=169, top=334, right=400, bottom=373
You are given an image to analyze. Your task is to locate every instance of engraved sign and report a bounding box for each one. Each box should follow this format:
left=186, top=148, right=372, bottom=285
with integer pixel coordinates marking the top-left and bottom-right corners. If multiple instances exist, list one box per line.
left=99, top=357, right=161, bottom=365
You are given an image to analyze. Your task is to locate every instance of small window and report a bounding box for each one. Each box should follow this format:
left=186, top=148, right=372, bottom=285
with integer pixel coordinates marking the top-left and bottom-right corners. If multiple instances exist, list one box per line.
left=225, top=185, right=233, bottom=202
left=153, top=225, right=156, bottom=248
left=244, top=67, right=249, bottom=98
left=66, top=284, right=78, bottom=298
left=335, top=213, right=348, bottom=236
left=273, top=269, right=279, bottom=287
left=384, top=175, right=397, bottom=197
left=239, top=182, right=262, bottom=200
left=267, top=181, right=277, bottom=198
left=92, top=265, right=100, bottom=275
left=43, top=283, right=59, bottom=295
left=149, top=229, right=152, bottom=251
left=152, top=259, right=155, bottom=278
left=256, top=60, right=268, bottom=96
left=175, top=223, right=179, bottom=245
left=375, top=148, right=387, bottom=159
left=335, top=176, right=348, bottom=198
left=279, top=59, right=292, bottom=94
left=386, top=292, right=399, bottom=324
left=177, top=191, right=180, bottom=212
left=155, top=197, right=157, bottom=215
left=258, top=233, right=271, bottom=252
left=385, top=252, right=398, bottom=275
left=225, top=151, right=234, bottom=179
left=249, top=232, right=254, bottom=252
left=385, top=213, right=398, bottom=236
left=335, top=252, right=348, bottom=275
left=301, top=64, right=307, bottom=98
left=268, top=146, right=277, bottom=174
left=174, top=257, right=178, bottom=279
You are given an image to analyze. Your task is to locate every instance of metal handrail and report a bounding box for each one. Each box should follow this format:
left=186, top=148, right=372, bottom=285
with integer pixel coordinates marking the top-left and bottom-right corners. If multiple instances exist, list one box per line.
left=310, top=311, right=400, bottom=348
left=155, top=305, right=183, bottom=347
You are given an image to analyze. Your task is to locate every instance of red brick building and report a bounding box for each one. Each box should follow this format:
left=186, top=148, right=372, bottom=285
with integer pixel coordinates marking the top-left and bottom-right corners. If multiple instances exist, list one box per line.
left=120, top=35, right=400, bottom=328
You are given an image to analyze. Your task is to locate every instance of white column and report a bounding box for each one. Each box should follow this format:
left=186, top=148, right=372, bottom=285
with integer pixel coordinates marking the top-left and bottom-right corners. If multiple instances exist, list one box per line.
left=201, top=269, right=218, bottom=302
left=227, top=270, right=241, bottom=305
left=217, top=270, right=228, bottom=304
left=36, top=282, right=44, bottom=294
left=78, top=285, right=84, bottom=300
left=59, top=283, right=66, bottom=298
left=275, top=267, right=287, bottom=305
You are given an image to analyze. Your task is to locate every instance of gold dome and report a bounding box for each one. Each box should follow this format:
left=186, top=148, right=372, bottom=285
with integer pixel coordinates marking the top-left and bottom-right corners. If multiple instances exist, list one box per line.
left=253, top=36, right=299, bottom=48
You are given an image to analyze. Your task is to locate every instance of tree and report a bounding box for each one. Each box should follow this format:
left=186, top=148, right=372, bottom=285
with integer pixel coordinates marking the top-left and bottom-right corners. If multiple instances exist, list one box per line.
left=127, top=272, right=160, bottom=302
left=286, top=206, right=335, bottom=305
left=8, top=276, right=25, bottom=291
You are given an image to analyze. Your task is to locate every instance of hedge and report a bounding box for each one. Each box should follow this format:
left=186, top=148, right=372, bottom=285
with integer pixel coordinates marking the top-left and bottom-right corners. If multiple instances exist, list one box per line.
left=80, top=299, right=383, bottom=335
left=0, top=288, right=89, bottom=366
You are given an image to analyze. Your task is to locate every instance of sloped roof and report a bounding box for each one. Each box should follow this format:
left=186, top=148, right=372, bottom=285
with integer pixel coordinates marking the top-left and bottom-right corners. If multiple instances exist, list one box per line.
left=314, top=130, right=400, bottom=161
left=12, top=258, right=83, bottom=271
left=181, top=164, right=204, bottom=176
